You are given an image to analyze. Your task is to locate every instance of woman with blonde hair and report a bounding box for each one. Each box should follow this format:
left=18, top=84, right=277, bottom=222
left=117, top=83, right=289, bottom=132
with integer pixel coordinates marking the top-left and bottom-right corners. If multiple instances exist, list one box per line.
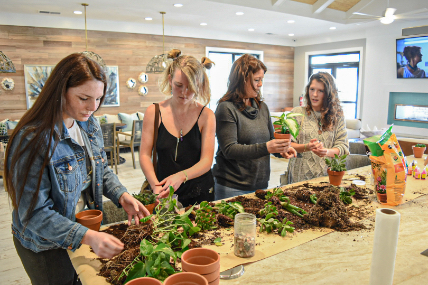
left=284, top=72, right=349, bottom=184
left=139, top=49, right=216, bottom=207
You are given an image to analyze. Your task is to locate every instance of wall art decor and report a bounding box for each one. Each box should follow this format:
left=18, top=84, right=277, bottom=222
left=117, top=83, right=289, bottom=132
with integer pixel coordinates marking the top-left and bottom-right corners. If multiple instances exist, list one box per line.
left=126, top=78, right=137, bottom=89
left=1, top=78, right=14, bottom=90
left=24, top=65, right=55, bottom=109
left=138, top=85, right=148, bottom=96
left=138, top=72, right=148, bottom=83
left=102, top=65, right=120, bottom=107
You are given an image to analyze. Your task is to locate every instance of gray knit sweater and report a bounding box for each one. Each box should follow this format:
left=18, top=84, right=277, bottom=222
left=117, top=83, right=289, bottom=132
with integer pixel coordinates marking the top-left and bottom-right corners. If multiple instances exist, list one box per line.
left=213, top=100, right=275, bottom=191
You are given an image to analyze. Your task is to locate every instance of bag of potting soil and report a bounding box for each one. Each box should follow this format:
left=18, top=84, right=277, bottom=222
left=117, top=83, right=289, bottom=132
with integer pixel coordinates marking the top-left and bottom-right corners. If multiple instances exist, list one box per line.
left=364, top=125, right=406, bottom=206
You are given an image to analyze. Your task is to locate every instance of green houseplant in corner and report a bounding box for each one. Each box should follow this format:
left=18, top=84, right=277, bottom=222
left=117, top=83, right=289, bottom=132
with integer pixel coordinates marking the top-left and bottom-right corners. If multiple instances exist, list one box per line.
left=271, top=112, right=303, bottom=140
left=412, top=143, right=426, bottom=158
left=325, top=154, right=348, bottom=186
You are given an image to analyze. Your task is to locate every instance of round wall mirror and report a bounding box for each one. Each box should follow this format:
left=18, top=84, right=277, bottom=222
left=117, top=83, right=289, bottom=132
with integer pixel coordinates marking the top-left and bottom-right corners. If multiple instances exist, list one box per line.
left=126, top=78, right=137, bottom=89
left=1, top=78, right=15, bottom=91
left=138, top=72, right=148, bottom=83
left=138, top=85, right=148, bottom=96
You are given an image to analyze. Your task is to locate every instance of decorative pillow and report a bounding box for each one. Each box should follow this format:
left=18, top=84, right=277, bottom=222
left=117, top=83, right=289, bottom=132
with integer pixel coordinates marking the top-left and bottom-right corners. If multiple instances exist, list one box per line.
left=137, top=112, right=144, bottom=120
left=118, top=112, right=139, bottom=132
left=104, top=114, right=121, bottom=124
left=0, top=119, right=8, bottom=136
left=6, top=120, right=18, bottom=130
left=95, top=115, right=107, bottom=124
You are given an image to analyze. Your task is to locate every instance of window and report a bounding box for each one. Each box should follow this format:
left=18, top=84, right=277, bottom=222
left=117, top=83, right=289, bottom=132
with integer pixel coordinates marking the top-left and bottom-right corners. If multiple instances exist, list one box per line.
left=205, top=47, right=263, bottom=110
left=308, top=52, right=361, bottom=119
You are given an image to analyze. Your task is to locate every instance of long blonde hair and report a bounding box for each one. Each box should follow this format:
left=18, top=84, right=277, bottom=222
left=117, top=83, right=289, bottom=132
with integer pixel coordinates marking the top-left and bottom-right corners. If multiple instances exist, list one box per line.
left=159, top=49, right=214, bottom=105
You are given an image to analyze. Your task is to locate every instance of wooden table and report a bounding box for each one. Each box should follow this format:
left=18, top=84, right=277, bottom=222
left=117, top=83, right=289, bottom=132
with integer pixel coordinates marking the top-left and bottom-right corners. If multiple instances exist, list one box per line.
left=69, top=159, right=428, bottom=284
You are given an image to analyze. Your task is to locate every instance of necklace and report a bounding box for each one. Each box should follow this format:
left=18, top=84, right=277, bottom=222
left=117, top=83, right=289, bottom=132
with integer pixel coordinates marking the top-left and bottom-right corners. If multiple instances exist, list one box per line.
left=407, top=64, right=418, bottom=72
left=171, top=108, right=185, bottom=161
left=312, top=111, right=322, bottom=135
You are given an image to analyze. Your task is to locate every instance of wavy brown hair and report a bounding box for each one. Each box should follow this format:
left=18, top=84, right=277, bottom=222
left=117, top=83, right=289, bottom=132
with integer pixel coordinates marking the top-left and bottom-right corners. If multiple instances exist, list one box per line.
left=218, top=54, right=267, bottom=111
left=159, top=49, right=214, bottom=105
left=5, top=53, right=107, bottom=222
left=304, top=72, right=343, bottom=131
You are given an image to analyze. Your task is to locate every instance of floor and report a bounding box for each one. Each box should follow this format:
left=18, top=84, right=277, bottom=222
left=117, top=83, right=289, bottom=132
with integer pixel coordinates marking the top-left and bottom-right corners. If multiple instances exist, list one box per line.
left=0, top=151, right=288, bottom=284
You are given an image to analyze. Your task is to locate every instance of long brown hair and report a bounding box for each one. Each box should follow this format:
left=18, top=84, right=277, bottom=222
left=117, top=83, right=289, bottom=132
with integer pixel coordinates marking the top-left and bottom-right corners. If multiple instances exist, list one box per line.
left=304, top=72, right=343, bottom=131
left=5, top=53, right=107, bottom=222
left=218, top=54, right=267, bottom=111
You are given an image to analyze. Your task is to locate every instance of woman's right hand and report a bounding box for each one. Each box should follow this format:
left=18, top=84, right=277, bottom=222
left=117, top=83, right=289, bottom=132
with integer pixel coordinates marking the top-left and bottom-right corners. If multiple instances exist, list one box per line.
left=81, top=230, right=124, bottom=259
left=307, top=138, right=322, bottom=151
left=153, top=185, right=170, bottom=199
left=267, top=138, right=290, bottom=154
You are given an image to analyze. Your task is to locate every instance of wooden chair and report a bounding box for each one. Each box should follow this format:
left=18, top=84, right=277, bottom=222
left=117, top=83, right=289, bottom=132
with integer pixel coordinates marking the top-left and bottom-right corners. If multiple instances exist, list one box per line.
left=100, top=123, right=118, bottom=174
left=117, top=120, right=143, bottom=169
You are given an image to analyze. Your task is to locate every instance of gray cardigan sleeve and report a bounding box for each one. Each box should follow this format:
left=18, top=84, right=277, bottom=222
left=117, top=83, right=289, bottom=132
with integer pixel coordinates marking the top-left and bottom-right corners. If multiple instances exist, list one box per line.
left=216, top=102, right=270, bottom=160
left=332, top=116, right=349, bottom=156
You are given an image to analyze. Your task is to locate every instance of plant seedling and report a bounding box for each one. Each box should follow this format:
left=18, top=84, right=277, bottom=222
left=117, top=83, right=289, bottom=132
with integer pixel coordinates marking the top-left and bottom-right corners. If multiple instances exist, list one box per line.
left=271, top=112, right=303, bottom=138
left=415, top=143, right=426, bottom=148
left=195, top=201, right=217, bottom=231
left=325, top=154, right=348, bottom=172
left=339, top=187, right=355, bottom=205
left=214, top=200, right=245, bottom=219
left=133, top=191, right=158, bottom=205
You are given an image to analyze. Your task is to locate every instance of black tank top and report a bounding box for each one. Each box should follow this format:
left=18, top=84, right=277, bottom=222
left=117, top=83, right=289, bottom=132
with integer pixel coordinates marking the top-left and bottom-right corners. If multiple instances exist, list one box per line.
left=156, top=106, right=214, bottom=201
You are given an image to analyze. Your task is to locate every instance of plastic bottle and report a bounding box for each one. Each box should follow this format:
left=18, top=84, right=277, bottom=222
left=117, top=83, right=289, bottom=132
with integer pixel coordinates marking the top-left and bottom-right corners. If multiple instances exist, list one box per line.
left=421, top=168, right=426, bottom=180
left=234, top=213, right=256, bottom=258
left=415, top=167, right=420, bottom=179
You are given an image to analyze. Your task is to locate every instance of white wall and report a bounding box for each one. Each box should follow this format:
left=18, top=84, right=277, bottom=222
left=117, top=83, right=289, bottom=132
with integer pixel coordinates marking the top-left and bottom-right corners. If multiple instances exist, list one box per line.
left=294, top=19, right=428, bottom=139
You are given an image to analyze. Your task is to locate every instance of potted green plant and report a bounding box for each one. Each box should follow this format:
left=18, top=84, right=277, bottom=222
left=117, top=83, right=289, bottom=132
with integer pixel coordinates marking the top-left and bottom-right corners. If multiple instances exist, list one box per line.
left=412, top=143, right=426, bottom=158
left=133, top=190, right=158, bottom=214
left=271, top=112, right=303, bottom=139
left=325, top=154, right=348, bottom=186
left=375, top=170, right=387, bottom=203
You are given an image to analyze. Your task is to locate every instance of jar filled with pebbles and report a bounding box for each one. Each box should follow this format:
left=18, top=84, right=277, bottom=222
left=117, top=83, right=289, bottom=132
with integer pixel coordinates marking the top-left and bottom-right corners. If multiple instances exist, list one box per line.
left=234, top=213, right=256, bottom=258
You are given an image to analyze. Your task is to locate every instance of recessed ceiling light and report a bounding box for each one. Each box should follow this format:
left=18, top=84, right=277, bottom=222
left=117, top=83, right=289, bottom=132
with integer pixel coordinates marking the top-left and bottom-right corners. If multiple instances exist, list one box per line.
left=200, top=23, right=207, bottom=26
left=174, top=4, right=183, bottom=8
left=288, top=33, right=294, bottom=36
left=248, top=28, right=254, bottom=31
left=330, top=27, right=336, bottom=30
left=74, top=11, right=82, bottom=15
left=236, top=12, right=244, bottom=15
left=145, top=17, right=153, bottom=20
left=287, top=20, right=295, bottom=24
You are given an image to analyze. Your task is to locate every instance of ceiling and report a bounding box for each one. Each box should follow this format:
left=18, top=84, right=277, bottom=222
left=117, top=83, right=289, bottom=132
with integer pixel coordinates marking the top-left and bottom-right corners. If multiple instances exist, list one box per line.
left=0, top=0, right=427, bottom=46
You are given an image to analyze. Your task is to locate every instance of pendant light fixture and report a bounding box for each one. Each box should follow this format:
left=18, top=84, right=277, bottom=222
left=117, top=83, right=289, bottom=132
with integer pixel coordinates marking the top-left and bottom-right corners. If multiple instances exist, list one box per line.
left=146, top=12, right=172, bottom=73
left=79, top=3, right=107, bottom=70
left=0, top=51, right=16, bottom=73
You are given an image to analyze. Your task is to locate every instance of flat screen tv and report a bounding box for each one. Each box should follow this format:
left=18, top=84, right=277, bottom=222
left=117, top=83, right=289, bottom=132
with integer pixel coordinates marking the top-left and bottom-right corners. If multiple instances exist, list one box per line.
left=396, top=35, right=428, bottom=78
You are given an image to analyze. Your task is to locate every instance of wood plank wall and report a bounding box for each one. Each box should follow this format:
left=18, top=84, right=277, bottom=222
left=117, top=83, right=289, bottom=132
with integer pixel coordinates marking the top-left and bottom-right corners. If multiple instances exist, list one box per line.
left=0, top=25, right=294, bottom=121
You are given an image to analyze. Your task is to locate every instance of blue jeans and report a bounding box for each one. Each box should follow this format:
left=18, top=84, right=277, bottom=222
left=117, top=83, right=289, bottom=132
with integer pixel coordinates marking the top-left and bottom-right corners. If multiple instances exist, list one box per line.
left=214, top=182, right=264, bottom=200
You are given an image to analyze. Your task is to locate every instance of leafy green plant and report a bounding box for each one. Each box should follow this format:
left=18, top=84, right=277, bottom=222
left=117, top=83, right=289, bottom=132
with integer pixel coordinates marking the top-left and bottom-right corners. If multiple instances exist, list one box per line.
left=339, top=187, right=355, bottom=204
left=310, top=194, right=317, bottom=204
left=266, top=187, right=290, bottom=203
left=415, top=143, right=426, bottom=148
left=265, top=188, right=307, bottom=218
left=258, top=202, right=278, bottom=220
left=271, top=112, right=303, bottom=138
left=214, top=200, right=245, bottom=219
left=133, top=191, right=158, bottom=205
left=195, top=201, right=217, bottom=231
left=325, top=154, right=348, bottom=172
left=258, top=217, right=295, bottom=237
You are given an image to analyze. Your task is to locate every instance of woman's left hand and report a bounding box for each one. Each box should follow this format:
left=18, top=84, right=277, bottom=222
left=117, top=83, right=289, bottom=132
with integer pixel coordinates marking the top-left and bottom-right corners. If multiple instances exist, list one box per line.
left=156, top=171, right=187, bottom=196
left=119, top=192, right=150, bottom=226
left=281, top=147, right=297, bottom=159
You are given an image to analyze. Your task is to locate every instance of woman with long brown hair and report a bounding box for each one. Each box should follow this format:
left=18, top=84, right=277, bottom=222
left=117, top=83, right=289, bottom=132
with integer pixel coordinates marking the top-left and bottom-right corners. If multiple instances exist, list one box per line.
left=213, top=54, right=295, bottom=200
left=139, top=49, right=216, bottom=207
left=5, top=53, right=149, bottom=284
left=284, top=72, right=349, bottom=184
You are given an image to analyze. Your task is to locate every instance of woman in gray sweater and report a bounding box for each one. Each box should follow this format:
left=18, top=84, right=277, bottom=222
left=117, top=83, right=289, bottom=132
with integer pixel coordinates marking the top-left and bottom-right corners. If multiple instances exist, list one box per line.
left=213, top=54, right=296, bottom=200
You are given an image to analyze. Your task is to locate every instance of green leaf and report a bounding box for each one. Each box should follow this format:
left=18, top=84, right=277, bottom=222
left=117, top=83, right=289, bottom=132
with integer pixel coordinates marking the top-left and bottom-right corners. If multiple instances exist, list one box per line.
left=139, top=214, right=153, bottom=224
left=285, top=118, right=300, bottom=138
left=140, top=239, right=154, bottom=256
left=181, top=238, right=191, bottom=249
left=214, top=237, right=222, bottom=246
left=124, top=262, right=146, bottom=283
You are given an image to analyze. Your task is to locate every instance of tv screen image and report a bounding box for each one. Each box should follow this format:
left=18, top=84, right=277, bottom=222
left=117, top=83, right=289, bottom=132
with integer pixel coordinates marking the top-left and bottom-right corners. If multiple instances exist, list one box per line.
left=396, top=36, right=428, bottom=78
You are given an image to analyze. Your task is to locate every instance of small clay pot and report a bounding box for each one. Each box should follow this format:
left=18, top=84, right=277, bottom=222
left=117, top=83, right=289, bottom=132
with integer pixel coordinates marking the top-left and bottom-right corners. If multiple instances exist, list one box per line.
left=163, top=272, right=208, bottom=285
left=327, top=169, right=345, bottom=186
left=125, top=277, right=162, bottom=285
left=376, top=193, right=387, bottom=203
left=144, top=202, right=157, bottom=214
left=183, top=266, right=220, bottom=283
left=273, top=132, right=291, bottom=140
left=412, top=146, right=426, bottom=158
left=181, top=248, right=220, bottom=275
left=75, top=209, right=103, bottom=231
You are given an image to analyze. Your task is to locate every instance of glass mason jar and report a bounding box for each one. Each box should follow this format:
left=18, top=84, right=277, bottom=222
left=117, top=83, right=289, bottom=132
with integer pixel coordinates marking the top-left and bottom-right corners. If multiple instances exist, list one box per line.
left=234, top=213, right=256, bottom=258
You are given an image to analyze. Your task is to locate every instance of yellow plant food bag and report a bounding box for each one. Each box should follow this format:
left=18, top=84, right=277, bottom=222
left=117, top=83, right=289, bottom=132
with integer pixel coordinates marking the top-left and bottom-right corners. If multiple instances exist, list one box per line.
left=365, top=126, right=406, bottom=206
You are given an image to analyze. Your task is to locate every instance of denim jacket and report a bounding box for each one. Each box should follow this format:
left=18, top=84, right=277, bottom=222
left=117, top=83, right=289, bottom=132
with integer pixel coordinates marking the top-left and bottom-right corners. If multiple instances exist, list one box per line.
left=9, top=116, right=127, bottom=253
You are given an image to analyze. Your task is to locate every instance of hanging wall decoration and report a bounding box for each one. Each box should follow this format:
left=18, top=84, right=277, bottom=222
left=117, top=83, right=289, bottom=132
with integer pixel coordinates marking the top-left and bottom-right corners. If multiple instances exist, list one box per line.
left=24, top=65, right=55, bottom=109
left=138, top=85, right=148, bottom=96
left=102, top=66, right=120, bottom=107
left=138, top=72, right=148, bottom=83
left=126, top=78, right=137, bottom=89
left=1, top=78, right=15, bottom=90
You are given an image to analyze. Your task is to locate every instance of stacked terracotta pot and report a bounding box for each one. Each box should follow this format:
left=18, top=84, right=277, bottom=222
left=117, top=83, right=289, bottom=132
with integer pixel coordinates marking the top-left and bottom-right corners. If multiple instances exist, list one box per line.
left=178, top=248, right=220, bottom=285
left=75, top=209, right=103, bottom=231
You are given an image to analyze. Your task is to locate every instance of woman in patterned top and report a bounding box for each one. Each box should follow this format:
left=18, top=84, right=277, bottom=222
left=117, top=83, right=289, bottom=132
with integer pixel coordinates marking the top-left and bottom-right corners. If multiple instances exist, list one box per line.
left=283, top=72, right=349, bottom=184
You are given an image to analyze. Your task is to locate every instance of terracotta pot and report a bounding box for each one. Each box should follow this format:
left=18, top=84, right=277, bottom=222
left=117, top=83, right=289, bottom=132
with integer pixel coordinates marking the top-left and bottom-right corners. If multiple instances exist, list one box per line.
left=125, top=277, right=162, bottom=285
left=144, top=202, right=157, bottom=214
left=376, top=193, right=387, bottom=203
left=412, top=146, right=426, bottom=158
left=273, top=132, right=291, bottom=140
left=208, top=277, right=220, bottom=285
left=163, top=272, right=208, bottom=285
left=75, top=210, right=103, bottom=231
left=181, top=248, right=220, bottom=275
left=183, top=266, right=220, bottom=283
left=327, top=169, right=345, bottom=186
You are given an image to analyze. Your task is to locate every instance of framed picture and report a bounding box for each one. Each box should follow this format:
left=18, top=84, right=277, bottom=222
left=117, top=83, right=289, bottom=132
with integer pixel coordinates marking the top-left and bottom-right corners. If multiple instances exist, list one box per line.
left=103, top=66, right=120, bottom=107
left=24, top=65, right=55, bottom=109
